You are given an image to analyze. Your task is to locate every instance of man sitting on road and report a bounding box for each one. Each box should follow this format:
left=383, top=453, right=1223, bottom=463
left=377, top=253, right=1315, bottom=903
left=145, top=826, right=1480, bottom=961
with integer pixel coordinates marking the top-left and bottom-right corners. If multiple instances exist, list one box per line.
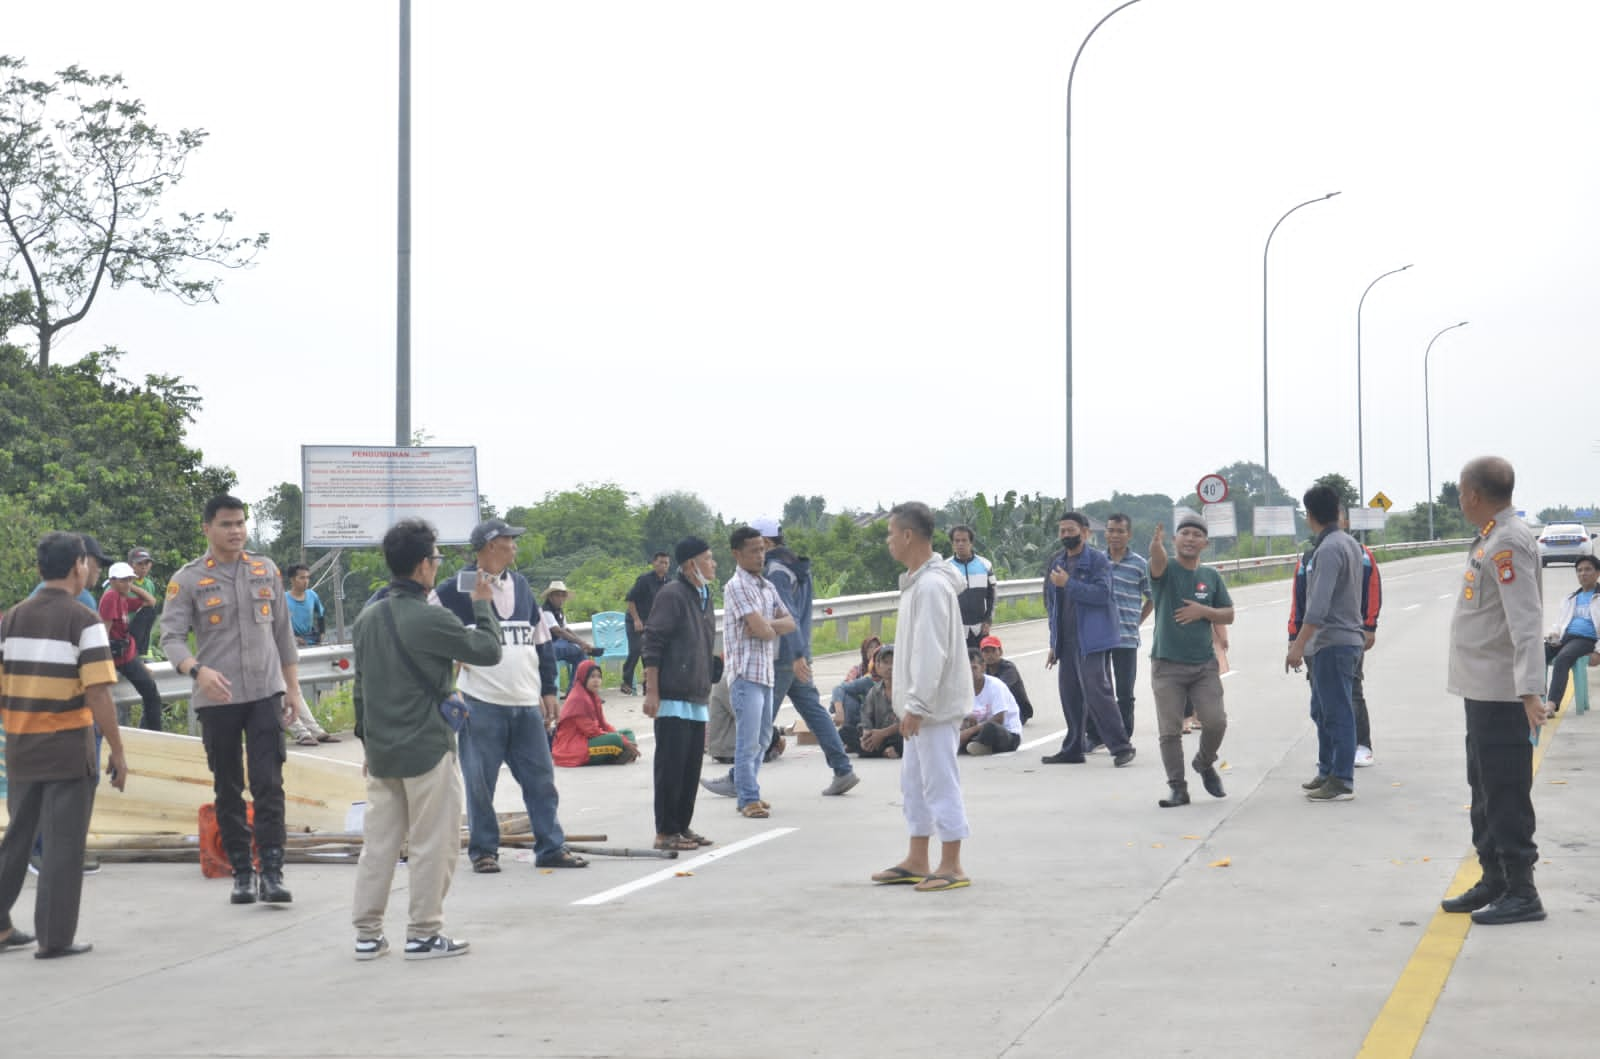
left=842, top=644, right=900, bottom=758
left=960, top=649, right=1023, bottom=756
left=978, top=635, right=1033, bottom=724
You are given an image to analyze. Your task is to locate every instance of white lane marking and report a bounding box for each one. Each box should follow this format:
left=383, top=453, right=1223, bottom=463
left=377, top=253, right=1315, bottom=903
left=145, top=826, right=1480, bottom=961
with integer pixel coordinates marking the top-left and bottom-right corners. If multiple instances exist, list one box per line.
left=1263, top=597, right=1287, bottom=605
left=572, top=827, right=797, bottom=906
left=1403, top=603, right=1421, bottom=611
left=1009, top=648, right=1048, bottom=660
left=1439, top=593, right=1452, bottom=600
left=1221, top=670, right=1238, bottom=679
left=1018, top=727, right=1069, bottom=752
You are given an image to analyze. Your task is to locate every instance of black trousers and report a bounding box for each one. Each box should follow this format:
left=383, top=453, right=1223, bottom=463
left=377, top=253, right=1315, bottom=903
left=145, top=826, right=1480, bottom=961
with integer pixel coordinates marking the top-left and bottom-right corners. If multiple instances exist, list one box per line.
left=623, top=625, right=643, bottom=688
left=128, top=605, right=158, bottom=657
left=117, top=657, right=165, bottom=731
left=1352, top=652, right=1371, bottom=750
left=0, top=775, right=94, bottom=950
left=969, top=722, right=1021, bottom=753
left=1545, top=635, right=1596, bottom=707
left=1086, top=646, right=1138, bottom=744
left=200, top=696, right=287, bottom=860
left=653, top=716, right=704, bottom=836
left=1464, top=698, right=1538, bottom=870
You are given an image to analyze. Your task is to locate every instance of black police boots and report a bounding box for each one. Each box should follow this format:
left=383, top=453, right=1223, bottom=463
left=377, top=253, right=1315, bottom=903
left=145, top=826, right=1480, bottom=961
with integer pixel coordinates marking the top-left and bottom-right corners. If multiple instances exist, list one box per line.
left=1471, top=862, right=1545, bottom=925
left=1441, top=858, right=1505, bottom=914
left=257, top=847, right=293, bottom=904
left=229, top=851, right=257, bottom=905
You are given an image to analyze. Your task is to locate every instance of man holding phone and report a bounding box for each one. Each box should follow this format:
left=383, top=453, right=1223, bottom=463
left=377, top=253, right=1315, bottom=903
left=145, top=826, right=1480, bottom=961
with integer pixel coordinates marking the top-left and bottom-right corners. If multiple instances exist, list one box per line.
left=0, top=531, right=128, bottom=958
left=436, top=519, right=587, bottom=873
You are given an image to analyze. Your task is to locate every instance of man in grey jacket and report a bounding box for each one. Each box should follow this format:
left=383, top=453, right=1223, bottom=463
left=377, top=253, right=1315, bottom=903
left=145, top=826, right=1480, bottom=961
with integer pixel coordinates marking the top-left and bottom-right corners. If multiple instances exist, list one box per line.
left=1285, top=484, right=1366, bottom=802
left=870, top=503, right=972, bottom=893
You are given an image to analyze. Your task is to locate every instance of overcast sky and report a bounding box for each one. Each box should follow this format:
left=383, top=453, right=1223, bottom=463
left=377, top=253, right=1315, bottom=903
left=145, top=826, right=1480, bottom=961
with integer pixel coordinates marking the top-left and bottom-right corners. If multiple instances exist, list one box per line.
left=9, top=1, right=1597, bottom=528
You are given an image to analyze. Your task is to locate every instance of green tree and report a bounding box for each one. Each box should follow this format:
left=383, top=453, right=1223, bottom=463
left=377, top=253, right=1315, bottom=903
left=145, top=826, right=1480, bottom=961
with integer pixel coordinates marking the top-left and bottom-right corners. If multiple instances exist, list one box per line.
left=639, top=491, right=715, bottom=557
left=0, top=492, right=52, bottom=606
left=0, top=56, right=268, bottom=369
left=0, top=343, right=235, bottom=570
left=781, top=495, right=827, bottom=530
left=253, top=481, right=305, bottom=567
left=506, top=483, right=639, bottom=559
left=1312, top=472, right=1359, bottom=508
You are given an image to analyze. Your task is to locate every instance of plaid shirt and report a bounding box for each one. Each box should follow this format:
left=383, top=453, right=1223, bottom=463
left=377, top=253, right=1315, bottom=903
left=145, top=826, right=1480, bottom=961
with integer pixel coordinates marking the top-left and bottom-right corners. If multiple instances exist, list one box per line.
left=723, top=566, right=784, bottom=686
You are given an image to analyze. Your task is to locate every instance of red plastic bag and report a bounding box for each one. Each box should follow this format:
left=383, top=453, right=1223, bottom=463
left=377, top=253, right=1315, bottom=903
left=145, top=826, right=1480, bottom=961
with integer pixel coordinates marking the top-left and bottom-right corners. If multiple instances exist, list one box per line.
left=198, top=803, right=257, bottom=878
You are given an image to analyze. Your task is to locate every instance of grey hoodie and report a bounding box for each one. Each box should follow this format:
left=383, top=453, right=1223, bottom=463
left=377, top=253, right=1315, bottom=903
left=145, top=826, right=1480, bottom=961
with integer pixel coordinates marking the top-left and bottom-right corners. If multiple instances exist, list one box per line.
left=892, top=556, right=971, bottom=725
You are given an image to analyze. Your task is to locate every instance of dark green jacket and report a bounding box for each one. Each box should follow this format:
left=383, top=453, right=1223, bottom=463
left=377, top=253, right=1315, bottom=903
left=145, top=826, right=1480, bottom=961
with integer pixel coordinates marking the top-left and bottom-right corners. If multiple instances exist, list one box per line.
left=352, top=579, right=502, bottom=778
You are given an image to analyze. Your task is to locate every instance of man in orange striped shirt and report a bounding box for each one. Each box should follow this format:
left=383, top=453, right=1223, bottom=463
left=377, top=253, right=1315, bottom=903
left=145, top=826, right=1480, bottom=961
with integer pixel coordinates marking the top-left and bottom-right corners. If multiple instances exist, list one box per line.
left=0, top=531, right=127, bottom=959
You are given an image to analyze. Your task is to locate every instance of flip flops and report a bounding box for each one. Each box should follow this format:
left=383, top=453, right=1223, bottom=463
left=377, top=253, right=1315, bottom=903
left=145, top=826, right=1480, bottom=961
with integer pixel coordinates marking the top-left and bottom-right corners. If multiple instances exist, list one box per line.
left=912, top=873, right=971, bottom=893
left=870, top=866, right=925, bottom=885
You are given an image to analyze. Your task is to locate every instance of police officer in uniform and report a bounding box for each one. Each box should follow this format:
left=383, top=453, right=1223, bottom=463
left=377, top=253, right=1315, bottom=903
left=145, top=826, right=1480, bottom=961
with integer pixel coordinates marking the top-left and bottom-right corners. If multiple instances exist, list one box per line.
left=1441, top=457, right=1548, bottom=924
left=160, top=495, right=304, bottom=906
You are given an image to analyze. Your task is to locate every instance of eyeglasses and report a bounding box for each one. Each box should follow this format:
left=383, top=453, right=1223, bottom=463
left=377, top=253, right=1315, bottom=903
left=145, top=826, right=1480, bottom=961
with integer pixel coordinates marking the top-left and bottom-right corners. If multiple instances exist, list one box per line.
left=427, top=554, right=445, bottom=563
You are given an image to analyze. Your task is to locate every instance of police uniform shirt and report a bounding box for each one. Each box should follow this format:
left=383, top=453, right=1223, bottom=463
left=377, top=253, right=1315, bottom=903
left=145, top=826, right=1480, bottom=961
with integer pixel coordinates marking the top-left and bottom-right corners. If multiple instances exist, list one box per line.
left=1446, top=506, right=1545, bottom=702
left=159, top=550, right=299, bottom=708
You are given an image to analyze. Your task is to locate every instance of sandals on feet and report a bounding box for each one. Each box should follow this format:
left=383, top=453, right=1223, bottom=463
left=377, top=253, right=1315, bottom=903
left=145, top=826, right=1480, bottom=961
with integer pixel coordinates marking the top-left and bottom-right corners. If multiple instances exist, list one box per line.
left=471, top=856, right=501, bottom=874
left=535, top=849, right=589, bottom=869
left=680, top=830, right=713, bottom=847
left=653, top=835, right=699, bottom=851
left=739, top=803, right=770, bottom=819
left=870, top=866, right=925, bottom=885
left=913, top=872, right=971, bottom=893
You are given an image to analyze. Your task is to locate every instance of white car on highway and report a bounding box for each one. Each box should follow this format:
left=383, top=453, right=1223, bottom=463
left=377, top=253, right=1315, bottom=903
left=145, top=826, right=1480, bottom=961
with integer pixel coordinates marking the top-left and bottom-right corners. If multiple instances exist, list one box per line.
left=1537, top=522, right=1595, bottom=566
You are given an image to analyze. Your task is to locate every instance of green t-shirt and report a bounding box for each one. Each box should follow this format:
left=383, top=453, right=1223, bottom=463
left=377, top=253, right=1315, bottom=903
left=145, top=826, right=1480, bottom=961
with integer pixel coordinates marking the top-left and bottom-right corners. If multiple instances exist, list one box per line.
left=1150, top=561, right=1233, bottom=664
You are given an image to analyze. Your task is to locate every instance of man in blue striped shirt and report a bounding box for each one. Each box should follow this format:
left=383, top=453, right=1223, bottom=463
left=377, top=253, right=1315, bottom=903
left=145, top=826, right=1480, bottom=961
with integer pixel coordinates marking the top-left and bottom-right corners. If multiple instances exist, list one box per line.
left=1087, top=514, right=1153, bottom=749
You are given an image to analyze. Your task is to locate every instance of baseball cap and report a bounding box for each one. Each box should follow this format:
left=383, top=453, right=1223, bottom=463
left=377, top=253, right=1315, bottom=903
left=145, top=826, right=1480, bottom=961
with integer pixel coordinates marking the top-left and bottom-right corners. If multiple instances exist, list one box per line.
left=470, top=518, right=526, bottom=551
left=752, top=516, right=782, bottom=539
left=127, top=547, right=153, bottom=563
left=979, top=635, right=1003, bottom=652
left=107, top=562, right=136, bottom=580
left=79, top=534, right=114, bottom=564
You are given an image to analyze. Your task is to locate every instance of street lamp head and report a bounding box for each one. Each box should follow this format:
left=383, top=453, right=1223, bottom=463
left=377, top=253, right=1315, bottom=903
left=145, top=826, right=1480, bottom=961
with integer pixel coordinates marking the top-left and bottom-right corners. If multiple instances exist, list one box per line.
left=1324, top=191, right=1342, bottom=199
left=1458, top=320, right=1469, bottom=326
left=1401, top=263, right=1414, bottom=271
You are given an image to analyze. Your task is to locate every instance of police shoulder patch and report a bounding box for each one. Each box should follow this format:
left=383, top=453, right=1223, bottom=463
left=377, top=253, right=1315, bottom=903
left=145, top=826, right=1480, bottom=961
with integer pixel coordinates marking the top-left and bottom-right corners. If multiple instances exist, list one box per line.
left=166, top=582, right=181, bottom=601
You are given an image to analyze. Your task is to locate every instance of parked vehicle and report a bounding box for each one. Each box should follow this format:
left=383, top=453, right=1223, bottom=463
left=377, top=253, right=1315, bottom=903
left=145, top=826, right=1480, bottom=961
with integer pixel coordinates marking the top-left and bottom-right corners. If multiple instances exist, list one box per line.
left=1537, top=523, right=1596, bottom=566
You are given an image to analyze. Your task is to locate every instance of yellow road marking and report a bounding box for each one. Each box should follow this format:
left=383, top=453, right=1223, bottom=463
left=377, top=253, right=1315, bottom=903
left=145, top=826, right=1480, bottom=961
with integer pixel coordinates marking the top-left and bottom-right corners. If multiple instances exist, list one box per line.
left=1357, top=696, right=1567, bottom=1057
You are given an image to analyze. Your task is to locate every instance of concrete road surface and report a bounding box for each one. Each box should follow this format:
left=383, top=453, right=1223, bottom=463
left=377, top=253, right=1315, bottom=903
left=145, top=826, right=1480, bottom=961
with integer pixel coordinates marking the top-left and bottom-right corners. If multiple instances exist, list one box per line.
left=6, top=552, right=1594, bottom=1059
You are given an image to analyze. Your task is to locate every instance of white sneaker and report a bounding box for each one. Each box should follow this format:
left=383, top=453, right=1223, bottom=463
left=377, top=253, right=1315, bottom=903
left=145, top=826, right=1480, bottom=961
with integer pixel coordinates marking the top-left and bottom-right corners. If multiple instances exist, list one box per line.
left=404, top=934, right=469, bottom=960
left=1354, top=746, right=1374, bottom=768
left=354, top=935, right=390, bottom=961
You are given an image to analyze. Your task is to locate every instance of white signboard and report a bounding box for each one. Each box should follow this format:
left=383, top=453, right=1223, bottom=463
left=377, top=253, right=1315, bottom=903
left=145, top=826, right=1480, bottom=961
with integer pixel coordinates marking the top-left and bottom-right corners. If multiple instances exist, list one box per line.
left=301, top=445, right=480, bottom=546
left=1253, top=505, right=1298, bottom=538
left=1346, top=506, right=1387, bottom=531
left=1203, top=501, right=1237, bottom=538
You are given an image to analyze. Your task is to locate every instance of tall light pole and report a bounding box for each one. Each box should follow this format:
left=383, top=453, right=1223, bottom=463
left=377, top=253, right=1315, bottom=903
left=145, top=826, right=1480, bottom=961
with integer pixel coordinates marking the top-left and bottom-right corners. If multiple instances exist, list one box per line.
left=1424, top=321, right=1470, bottom=541
left=396, top=0, right=412, bottom=447
left=1262, top=191, right=1340, bottom=509
left=1356, top=264, right=1412, bottom=504
left=1064, top=0, right=1144, bottom=510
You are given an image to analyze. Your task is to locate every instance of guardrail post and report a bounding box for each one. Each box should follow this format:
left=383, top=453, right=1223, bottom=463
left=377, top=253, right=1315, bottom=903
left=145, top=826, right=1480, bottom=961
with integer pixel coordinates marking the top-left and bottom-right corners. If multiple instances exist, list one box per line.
left=1576, top=656, right=1590, bottom=714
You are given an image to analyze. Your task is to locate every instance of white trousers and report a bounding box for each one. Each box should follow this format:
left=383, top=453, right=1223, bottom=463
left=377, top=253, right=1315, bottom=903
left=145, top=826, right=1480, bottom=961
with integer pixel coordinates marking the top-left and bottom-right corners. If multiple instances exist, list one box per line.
left=900, top=720, right=969, bottom=842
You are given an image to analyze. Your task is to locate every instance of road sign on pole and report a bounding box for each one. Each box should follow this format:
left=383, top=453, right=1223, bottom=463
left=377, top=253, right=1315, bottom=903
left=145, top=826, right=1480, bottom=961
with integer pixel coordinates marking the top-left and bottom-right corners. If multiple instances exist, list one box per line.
left=1197, top=474, right=1229, bottom=505
left=1369, top=491, right=1392, bottom=511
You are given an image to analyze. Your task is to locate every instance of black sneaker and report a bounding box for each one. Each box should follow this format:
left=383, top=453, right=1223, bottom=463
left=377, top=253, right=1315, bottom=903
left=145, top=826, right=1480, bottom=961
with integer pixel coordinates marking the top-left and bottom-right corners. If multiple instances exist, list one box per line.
left=354, top=935, right=390, bottom=961
left=1042, top=751, right=1085, bottom=765
left=404, top=934, right=470, bottom=960
left=1113, top=748, right=1136, bottom=768
left=1194, top=758, right=1226, bottom=798
left=1301, top=773, right=1328, bottom=791
left=1306, top=778, right=1354, bottom=801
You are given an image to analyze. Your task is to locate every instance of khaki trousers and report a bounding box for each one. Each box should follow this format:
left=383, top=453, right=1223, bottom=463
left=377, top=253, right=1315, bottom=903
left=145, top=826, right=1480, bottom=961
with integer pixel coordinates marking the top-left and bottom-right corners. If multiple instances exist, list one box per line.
left=352, top=752, right=463, bottom=941
left=1151, top=657, right=1227, bottom=787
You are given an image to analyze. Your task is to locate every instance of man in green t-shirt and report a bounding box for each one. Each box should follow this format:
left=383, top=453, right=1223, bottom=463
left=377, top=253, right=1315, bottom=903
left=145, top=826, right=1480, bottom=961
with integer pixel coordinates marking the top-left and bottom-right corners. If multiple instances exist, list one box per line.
left=1148, top=515, right=1235, bottom=808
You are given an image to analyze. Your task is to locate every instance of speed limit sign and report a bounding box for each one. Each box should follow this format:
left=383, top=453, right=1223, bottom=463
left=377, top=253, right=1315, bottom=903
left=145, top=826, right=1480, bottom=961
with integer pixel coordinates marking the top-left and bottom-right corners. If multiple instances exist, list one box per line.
left=1196, top=474, right=1229, bottom=505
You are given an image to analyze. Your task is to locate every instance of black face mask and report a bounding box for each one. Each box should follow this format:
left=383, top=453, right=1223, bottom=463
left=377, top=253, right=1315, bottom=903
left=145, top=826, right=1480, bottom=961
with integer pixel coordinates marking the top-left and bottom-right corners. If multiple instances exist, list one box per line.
left=1061, top=534, right=1083, bottom=552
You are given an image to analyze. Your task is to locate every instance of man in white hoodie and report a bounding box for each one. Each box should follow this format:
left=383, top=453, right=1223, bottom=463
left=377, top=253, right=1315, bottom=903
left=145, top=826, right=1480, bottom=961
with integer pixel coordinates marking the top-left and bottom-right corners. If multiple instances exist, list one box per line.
left=870, top=502, right=972, bottom=893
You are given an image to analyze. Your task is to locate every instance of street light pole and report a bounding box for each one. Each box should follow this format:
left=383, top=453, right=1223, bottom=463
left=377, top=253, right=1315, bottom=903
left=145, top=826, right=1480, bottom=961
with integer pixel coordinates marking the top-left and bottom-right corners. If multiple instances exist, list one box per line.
left=1356, top=264, right=1412, bottom=505
left=1262, top=191, right=1340, bottom=510
left=1064, top=0, right=1144, bottom=511
left=1424, top=321, right=1470, bottom=541
left=396, top=0, right=412, bottom=447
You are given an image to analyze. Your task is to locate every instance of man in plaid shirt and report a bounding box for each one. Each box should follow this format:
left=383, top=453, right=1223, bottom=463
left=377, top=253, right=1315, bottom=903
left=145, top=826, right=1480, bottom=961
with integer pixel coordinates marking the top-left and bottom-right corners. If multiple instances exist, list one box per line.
left=702, top=526, right=794, bottom=818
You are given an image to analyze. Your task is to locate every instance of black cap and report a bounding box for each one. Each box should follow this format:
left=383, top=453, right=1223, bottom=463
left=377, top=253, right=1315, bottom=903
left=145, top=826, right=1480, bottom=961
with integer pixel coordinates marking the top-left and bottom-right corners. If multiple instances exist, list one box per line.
left=470, top=518, right=526, bottom=551
left=79, top=534, right=114, bottom=564
left=674, top=535, right=711, bottom=565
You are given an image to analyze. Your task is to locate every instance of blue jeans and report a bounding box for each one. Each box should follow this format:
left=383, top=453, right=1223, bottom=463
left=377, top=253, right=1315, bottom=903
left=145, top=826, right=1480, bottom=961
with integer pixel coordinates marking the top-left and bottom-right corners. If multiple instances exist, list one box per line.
left=773, top=660, right=853, bottom=776
left=730, top=678, right=775, bottom=807
left=459, top=699, right=565, bottom=861
left=1309, top=645, right=1360, bottom=783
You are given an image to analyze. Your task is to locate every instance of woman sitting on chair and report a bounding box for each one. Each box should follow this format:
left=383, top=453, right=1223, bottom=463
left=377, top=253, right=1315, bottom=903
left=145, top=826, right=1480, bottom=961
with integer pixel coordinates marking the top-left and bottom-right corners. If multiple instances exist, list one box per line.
left=552, top=660, right=639, bottom=766
left=1546, top=555, right=1600, bottom=713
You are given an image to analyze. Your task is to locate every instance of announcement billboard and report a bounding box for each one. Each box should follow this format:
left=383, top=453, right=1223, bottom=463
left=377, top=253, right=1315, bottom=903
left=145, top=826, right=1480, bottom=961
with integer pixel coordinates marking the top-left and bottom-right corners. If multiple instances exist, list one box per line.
left=301, top=445, right=479, bottom=546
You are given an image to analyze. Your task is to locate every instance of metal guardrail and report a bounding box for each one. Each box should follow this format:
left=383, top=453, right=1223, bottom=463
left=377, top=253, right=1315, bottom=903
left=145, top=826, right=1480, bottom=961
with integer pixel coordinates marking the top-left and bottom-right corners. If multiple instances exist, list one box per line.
left=115, top=538, right=1471, bottom=723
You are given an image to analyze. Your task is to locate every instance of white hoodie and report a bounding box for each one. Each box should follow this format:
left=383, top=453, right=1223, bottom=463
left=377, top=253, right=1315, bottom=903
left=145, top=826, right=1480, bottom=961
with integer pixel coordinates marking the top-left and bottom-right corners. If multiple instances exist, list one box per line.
left=892, top=556, right=971, bottom=725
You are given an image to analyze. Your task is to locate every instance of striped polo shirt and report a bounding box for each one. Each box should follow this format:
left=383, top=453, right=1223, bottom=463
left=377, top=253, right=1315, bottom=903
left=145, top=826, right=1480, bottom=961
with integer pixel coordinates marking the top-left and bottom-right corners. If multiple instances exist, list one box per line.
left=0, top=588, right=116, bottom=782
left=1108, top=550, right=1152, bottom=648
